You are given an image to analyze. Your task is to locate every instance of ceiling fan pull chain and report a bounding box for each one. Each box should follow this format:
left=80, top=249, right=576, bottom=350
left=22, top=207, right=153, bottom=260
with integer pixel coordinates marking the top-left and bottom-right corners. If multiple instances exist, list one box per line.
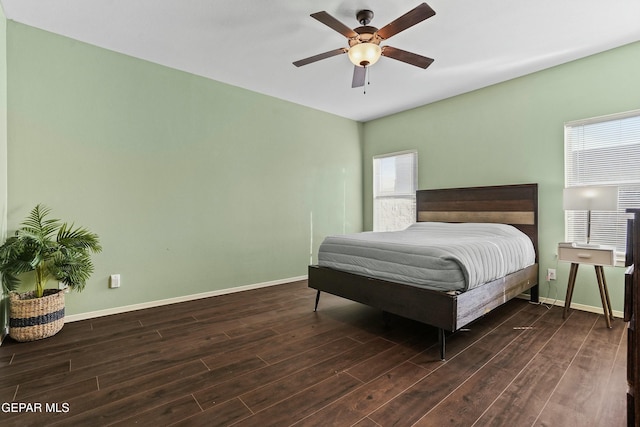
left=364, top=66, right=369, bottom=95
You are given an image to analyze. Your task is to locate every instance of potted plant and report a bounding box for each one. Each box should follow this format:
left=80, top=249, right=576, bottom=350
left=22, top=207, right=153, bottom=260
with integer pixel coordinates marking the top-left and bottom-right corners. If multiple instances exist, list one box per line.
left=0, top=204, right=101, bottom=341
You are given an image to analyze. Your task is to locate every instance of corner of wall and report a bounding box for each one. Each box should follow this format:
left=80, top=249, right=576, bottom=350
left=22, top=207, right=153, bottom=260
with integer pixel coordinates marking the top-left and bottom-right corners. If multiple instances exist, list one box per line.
left=0, top=5, right=9, bottom=344
left=357, top=121, right=366, bottom=230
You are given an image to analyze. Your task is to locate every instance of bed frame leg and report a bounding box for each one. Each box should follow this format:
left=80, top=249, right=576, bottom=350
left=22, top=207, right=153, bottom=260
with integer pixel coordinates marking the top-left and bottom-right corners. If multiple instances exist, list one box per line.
left=314, top=290, right=321, bottom=312
left=382, top=311, right=391, bottom=327
left=530, top=284, right=540, bottom=303
left=438, top=328, right=446, bottom=361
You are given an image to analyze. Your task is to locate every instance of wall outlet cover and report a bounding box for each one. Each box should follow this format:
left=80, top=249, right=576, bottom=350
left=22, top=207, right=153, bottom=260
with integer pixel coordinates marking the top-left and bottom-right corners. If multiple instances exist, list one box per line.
left=109, top=274, right=121, bottom=288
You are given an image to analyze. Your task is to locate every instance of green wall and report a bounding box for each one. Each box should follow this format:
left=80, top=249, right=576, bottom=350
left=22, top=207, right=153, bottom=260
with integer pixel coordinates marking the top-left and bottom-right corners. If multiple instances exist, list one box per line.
left=363, top=41, right=640, bottom=313
left=6, top=22, right=362, bottom=316
left=0, top=8, right=7, bottom=337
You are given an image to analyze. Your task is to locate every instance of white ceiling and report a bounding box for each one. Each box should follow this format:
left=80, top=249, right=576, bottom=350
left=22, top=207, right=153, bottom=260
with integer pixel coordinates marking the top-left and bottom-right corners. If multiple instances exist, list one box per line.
left=2, top=0, right=640, bottom=122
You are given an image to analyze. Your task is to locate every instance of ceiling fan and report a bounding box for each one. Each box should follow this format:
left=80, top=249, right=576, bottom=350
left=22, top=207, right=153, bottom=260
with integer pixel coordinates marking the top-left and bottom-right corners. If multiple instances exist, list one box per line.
left=293, top=3, right=436, bottom=88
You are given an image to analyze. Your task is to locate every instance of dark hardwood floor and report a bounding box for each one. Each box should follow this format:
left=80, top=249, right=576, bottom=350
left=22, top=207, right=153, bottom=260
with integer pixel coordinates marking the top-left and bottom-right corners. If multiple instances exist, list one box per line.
left=0, top=280, right=627, bottom=426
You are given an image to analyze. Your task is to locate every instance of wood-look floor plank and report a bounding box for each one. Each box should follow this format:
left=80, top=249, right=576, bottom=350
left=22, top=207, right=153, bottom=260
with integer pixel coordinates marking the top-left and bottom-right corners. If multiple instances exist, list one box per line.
left=0, top=354, right=14, bottom=367
left=104, top=353, right=264, bottom=392
left=6, top=329, right=164, bottom=369
left=0, top=360, right=70, bottom=388
left=109, top=395, right=203, bottom=427
left=240, top=337, right=393, bottom=413
left=317, top=304, right=393, bottom=345
left=224, top=301, right=339, bottom=337
left=136, top=314, right=200, bottom=331
left=254, top=324, right=371, bottom=364
left=195, top=337, right=361, bottom=410
left=353, top=417, right=381, bottom=427
left=89, top=318, right=143, bottom=334
left=346, top=334, right=435, bottom=383
left=295, top=361, right=429, bottom=426
left=233, top=372, right=362, bottom=426
left=67, top=332, right=172, bottom=370
left=158, top=317, right=245, bottom=339
left=167, top=328, right=280, bottom=368
left=170, top=398, right=252, bottom=427
left=190, top=300, right=286, bottom=323
left=0, top=384, right=17, bottom=402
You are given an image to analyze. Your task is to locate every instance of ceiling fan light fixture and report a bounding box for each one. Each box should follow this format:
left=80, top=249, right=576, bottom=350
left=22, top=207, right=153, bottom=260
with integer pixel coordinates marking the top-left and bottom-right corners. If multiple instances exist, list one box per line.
left=348, top=42, right=382, bottom=67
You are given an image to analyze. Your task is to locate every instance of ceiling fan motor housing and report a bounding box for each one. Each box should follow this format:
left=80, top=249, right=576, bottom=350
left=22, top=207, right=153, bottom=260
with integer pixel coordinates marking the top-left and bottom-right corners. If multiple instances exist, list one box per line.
left=356, top=9, right=374, bottom=26
left=349, top=26, right=381, bottom=45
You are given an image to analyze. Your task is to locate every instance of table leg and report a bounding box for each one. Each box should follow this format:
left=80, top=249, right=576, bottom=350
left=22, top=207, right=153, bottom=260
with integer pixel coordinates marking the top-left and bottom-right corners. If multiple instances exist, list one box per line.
left=595, top=265, right=613, bottom=328
left=563, top=263, right=579, bottom=319
left=598, top=265, right=614, bottom=321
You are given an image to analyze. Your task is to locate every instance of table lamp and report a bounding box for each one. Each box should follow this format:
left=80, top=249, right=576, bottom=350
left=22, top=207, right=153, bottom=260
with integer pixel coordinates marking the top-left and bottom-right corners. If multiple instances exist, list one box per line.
left=563, top=185, right=619, bottom=245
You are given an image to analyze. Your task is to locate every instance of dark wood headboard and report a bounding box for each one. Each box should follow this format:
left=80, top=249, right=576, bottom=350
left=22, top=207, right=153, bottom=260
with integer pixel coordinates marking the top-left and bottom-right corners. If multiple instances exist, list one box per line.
left=416, top=183, right=538, bottom=261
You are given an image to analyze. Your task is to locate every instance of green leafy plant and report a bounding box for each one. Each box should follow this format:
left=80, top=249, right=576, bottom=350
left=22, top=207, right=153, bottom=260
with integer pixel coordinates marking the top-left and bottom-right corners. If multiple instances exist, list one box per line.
left=0, top=205, right=102, bottom=298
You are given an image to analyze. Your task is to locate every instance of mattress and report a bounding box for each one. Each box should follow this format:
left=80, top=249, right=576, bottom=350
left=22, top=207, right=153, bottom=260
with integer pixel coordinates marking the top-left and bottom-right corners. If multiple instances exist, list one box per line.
left=317, top=222, right=536, bottom=292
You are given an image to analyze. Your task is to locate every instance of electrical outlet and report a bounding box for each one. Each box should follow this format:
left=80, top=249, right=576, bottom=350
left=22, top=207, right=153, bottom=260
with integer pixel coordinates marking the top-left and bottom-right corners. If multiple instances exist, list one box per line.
left=109, top=274, right=121, bottom=289
left=547, top=268, right=557, bottom=281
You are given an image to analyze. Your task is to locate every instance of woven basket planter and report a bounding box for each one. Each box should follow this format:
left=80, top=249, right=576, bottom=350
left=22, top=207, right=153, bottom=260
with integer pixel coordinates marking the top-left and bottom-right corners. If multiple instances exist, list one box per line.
left=9, top=289, right=65, bottom=342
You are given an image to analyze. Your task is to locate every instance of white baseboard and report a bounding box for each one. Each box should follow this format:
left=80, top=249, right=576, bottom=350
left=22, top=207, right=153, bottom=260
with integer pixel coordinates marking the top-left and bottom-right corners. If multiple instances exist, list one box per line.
left=521, top=294, right=624, bottom=319
left=64, top=275, right=308, bottom=323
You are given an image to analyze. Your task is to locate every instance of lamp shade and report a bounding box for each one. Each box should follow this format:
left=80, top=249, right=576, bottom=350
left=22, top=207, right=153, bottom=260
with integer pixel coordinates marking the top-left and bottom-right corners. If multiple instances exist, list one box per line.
left=563, top=185, right=619, bottom=211
left=348, top=43, right=382, bottom=67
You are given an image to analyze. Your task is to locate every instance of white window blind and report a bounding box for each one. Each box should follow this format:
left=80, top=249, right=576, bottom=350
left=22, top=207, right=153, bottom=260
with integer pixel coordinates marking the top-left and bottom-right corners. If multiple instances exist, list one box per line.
left=373, top=151, right=417, bottom=232
left=565, top=109, right=640, bottom=256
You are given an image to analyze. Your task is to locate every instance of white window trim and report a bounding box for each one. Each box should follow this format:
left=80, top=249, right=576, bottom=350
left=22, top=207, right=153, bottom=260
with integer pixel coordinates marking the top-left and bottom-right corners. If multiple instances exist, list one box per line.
left=373, top=150, right=418, bottom=232
left=564, top=108, right=640, bottom=265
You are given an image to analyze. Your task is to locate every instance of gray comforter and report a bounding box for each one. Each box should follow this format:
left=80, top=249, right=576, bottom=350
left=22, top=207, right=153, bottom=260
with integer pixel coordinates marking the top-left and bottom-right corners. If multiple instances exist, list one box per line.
left=317, top=222, right=536, bottom=292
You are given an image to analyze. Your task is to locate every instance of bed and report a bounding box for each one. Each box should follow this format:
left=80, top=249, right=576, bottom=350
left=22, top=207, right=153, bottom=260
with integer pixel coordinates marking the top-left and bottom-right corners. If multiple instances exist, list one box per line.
left=308, top=183, right=539, bottom=360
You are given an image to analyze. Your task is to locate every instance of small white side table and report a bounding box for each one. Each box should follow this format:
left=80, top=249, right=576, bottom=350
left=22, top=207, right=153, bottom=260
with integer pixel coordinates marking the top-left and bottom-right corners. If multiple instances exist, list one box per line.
left=558, top=243, right=615, bottom=328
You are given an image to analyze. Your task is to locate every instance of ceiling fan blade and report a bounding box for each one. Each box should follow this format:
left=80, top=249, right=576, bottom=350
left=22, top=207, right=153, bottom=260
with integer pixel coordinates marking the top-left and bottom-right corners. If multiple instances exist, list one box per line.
left=293, top=48, right=347, bottom=67
left=382, top=46, right=434, bottom=69
left=311, top=11, right=359, bottom=39
left=352, top=66, right=366, bottom=88
left=376, top=3, right=436, bottom=40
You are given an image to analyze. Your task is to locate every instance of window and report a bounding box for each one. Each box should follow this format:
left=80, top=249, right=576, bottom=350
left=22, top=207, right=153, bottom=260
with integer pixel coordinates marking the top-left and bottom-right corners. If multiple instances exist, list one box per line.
left=373, top=150, right=417, bottom=231
left=565, top=109, right=640, bottom=257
